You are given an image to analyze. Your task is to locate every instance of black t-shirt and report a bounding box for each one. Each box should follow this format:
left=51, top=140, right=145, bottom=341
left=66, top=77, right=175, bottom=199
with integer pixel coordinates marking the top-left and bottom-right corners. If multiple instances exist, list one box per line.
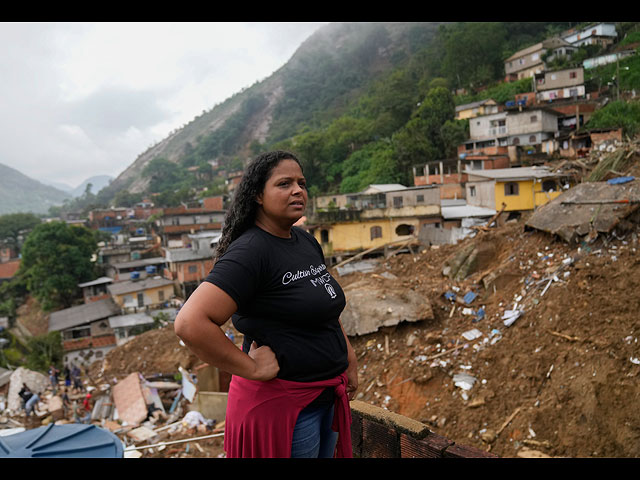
left=204, top=225, right=348, bottom=382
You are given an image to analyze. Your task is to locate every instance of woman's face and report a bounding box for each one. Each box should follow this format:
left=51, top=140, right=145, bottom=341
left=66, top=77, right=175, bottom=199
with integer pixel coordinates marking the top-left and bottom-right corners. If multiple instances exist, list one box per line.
left=256, top=158, right=307, bottom=227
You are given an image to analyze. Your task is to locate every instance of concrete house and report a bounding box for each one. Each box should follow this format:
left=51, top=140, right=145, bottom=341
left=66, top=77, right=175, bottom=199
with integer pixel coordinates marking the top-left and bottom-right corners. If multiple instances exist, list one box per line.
left=464, top=166, right=569, bottom=214
left=164, top=241, right=216, bottom=300
left=308, top=185, right=441, bottom=262
left=534, top=67, right=585, bottom=103
left=48, top=298, right=122, bottom=367
left=562, top=23, right=617, bottom=48
left=154, top=204, right=225, bottom=248
left=455, top=99, right=499, bottom=121
left=504, top=37, right=577, bottom=82
left=107, top=276, right=175, bottom=314
left=505, top=107, right=561, bottom=147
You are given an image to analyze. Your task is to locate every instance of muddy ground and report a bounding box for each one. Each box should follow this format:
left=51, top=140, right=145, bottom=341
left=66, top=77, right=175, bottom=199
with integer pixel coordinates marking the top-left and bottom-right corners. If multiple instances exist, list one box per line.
left=83, top=207, right=640, bottom=459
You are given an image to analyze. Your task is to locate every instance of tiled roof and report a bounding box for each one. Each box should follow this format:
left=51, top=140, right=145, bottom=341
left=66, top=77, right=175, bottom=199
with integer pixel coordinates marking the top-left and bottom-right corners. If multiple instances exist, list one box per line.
left=0, top=260, right=20, bottom=279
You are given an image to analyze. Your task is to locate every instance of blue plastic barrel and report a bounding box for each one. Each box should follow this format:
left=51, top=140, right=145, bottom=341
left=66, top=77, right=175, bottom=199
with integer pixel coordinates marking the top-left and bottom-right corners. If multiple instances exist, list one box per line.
left=0, top=424, right=124, bottom=458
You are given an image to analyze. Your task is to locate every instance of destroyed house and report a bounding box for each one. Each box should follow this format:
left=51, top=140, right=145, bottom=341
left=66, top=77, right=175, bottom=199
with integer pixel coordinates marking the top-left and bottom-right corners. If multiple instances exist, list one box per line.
left=48, top=297, right=121, bottom=366
left=108, top=312, right=156, bottom=346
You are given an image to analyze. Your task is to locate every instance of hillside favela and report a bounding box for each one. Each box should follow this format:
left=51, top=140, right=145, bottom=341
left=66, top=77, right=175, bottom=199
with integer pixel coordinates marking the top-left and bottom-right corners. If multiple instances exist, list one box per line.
left=1, top=22, right=640, bottom=459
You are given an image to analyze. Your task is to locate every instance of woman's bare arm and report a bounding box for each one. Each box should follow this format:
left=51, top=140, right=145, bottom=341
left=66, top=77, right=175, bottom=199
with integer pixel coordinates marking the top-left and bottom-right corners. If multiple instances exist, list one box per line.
left=339, top=320, right=358, bottom=400
left=174, top=281, right=279, bottom=381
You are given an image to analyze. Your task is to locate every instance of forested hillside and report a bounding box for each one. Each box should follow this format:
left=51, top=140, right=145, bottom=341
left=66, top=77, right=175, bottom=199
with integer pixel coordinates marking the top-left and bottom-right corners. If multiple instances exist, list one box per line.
left=87, top=21, right=639, bottom=209
left=0, top=163, right=71, bottom=215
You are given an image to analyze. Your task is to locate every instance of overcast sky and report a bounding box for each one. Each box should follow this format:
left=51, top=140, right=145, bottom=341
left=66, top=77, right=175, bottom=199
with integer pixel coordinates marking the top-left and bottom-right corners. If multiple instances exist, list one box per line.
left=0, top=22, right=327, bottom=189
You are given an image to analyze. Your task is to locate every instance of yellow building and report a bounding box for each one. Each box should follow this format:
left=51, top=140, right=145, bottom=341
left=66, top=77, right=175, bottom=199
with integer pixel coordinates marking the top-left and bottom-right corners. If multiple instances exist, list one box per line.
left=308, top=185, right=441, bottom=259
left=455, top=99, right=499, bottom=121
left=463, top=167, right=571, bottom=213
left=107, top=276, right=175, bottom=314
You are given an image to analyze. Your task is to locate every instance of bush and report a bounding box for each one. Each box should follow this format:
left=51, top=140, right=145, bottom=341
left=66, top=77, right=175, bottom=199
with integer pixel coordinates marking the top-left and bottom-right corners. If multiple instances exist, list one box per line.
left=586, top=99, right=640, bottom=137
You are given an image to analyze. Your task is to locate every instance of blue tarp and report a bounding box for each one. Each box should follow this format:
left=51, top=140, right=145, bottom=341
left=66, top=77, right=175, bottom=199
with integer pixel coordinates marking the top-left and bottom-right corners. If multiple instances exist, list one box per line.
left=463, top=291, right=477, bottom=305
left=607, top=176, right=635, bottom=185
left=98, top=226, right=123, bottom=235
left=0, top=423, right=124, bottom=458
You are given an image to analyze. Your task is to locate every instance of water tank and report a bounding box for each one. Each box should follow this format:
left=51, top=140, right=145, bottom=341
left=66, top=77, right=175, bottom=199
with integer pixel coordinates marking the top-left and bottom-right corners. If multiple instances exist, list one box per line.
left=145, top=265, right=157, bottom=274
left=130, top=271, right=140, bottom=280
left=0, top=424, right=124, bottom=458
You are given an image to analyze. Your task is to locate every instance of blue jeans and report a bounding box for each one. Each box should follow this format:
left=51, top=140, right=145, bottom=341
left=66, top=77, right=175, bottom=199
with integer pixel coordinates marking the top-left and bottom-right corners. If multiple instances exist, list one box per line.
left=290, top=403, right=338, bottom=458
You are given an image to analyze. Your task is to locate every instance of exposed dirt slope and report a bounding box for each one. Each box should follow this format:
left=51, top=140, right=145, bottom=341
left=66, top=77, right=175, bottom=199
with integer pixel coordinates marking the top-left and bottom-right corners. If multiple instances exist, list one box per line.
left=342, top=217, right=640, bottom=458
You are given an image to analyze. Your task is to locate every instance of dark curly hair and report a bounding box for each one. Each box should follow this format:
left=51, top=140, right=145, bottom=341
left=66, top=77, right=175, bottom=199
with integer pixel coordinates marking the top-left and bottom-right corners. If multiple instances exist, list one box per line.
left=214, top=150, right=302, bottom=261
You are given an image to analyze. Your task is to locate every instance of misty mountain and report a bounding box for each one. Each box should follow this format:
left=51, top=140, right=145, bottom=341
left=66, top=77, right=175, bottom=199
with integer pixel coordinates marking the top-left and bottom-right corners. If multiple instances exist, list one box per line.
left=99, top=22, right=444, bottom=198
left=41, top=175, right=114, bottom=197
left=0, top=162, right=72, bottom=215
left=70, top=175, right=113, bottom=197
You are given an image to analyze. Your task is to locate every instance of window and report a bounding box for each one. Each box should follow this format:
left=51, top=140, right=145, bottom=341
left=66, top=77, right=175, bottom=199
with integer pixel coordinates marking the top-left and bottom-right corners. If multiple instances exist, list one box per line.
left=188, top=265, right=198, bottom=273
left=529, top=135, right=537, bottom=143
left=393, top=196, right=403, bottom=208
left=530, top=115, right=537, bottom=123
left=417, top=195, right=424, bottom=203
left=321, top=229, right=329, bottom=243
left=395, top=224, right=415, bottom=236
left=158, top=290, right=165, bottom=302
left=370, top=226, right=382, bottom=240
left=504, top=182, right=519, bottom=196
left=469, top=186, right=476, bottom=197
left=542, top=180, right=558, bottom=192
left=137, top=292, right=144, bottom=307
left=570, top=71, right=577, bottom=79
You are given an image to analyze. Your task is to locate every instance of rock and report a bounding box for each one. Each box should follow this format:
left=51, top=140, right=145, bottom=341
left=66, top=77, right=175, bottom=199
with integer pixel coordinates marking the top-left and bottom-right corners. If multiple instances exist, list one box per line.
left=340, top=280, right=434, bottom=336
left=481, top=429, right=497, bottom=444
left=7, top=367, right=50, bottom=412
left=517, top=447, right=551, bottom=458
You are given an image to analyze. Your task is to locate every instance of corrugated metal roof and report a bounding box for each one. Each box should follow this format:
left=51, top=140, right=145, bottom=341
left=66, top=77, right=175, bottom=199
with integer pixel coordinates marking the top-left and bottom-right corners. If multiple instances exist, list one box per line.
left=108, top=312, right=155, bottom=329
left=464, top=167, right=559, bottom=181
left=112, top=257, right=166, bottom=270
left=107, top=277, right=174, bottom=296
left=441, top=205, right=497, bottom=219
left=48, top=298, right=121, bottom=332
left=77, top=277, right=114, bottom=288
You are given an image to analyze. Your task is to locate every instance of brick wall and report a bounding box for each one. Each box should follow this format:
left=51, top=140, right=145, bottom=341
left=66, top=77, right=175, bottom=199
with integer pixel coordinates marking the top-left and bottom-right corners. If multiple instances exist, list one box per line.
left=350, top=400, right=498, bottom=458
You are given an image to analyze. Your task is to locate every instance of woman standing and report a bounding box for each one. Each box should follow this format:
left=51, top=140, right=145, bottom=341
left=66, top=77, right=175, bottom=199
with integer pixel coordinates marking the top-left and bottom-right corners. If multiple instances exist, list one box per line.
left=174, top=150, right=358, bottom=458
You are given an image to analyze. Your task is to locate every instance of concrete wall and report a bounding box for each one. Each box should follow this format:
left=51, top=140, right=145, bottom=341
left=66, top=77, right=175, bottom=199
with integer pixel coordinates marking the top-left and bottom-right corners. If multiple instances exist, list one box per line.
left=350, top=400, right=497, bottom=458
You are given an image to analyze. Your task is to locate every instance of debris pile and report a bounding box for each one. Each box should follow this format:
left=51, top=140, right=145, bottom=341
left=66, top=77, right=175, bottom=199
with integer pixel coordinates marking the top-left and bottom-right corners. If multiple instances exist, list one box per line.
left=341, top=197, right=640, bottom=458
left=0, top=326, right=233, bottom=458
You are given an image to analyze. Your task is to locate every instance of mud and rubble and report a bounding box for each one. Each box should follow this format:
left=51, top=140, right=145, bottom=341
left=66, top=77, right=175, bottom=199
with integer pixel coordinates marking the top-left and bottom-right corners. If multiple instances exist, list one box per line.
left=2, top=141, right=639, bottom=458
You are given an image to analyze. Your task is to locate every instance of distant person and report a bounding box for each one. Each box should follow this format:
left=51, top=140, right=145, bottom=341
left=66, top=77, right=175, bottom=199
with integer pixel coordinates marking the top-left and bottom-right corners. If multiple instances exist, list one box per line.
left=71, top=364, right=83, bottom=393
left=64, top=365, right=71, bottom=387
left=25, top=391, right=41, bottom=417
left=18, top=383, right=33, bottom=411
left=61, top=387, right=72, bottom=417
left=48, top=365, right=59, bottom=392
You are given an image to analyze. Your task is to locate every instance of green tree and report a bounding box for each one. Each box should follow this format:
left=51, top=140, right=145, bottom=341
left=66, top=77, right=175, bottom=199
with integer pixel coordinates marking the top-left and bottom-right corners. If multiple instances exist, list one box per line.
left=19, top=222, right=98, bottom=311
left=0, top=212, right=42, bottom=251
left=392, top=86, right=456, bottom=182
left=25, top=331, right=63, bottom=373
left=585, top=99, right=640, bottom=137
